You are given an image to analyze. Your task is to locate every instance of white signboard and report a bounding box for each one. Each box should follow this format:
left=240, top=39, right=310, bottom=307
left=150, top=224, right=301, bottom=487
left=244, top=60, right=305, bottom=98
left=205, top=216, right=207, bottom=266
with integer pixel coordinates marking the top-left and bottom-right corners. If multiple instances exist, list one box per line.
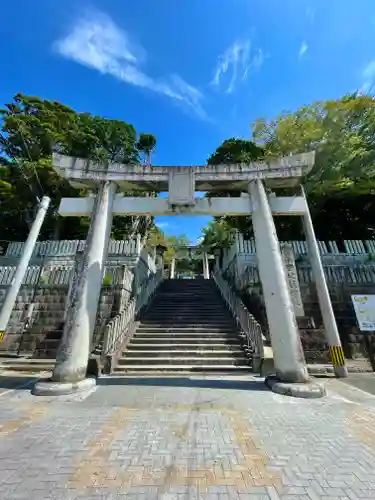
left=351, top=295, right=375, bottom=331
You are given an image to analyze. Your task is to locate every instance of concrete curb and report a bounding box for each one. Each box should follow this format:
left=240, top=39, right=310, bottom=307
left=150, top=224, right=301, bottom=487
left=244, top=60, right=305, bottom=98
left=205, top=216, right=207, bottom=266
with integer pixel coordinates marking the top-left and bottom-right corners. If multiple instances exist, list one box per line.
left=265, top=375, right=326, bottom=399
left=31, top=377, right=96, bottom=396
left=308, top=365, right=372, bottom=375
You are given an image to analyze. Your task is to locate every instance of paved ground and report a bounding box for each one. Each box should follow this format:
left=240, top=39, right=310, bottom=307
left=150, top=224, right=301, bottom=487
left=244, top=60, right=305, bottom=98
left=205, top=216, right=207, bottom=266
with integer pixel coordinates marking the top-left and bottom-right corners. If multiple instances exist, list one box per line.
left=340, top=373, right=375, bottom=396
left=1, top=374, right=375, bottom=499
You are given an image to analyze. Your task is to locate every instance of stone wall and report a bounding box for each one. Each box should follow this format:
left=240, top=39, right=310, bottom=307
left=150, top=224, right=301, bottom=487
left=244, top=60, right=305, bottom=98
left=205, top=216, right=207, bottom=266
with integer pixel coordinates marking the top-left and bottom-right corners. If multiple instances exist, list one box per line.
left=221, top=235, right=375, bottom=365
left=0, top=238, right=157, bottom=357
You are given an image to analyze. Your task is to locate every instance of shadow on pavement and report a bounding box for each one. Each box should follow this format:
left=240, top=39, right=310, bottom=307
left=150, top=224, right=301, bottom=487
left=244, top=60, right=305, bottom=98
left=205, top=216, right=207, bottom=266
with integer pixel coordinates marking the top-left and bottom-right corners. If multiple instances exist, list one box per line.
left=97, top=376, right=270, bottom=392
left=0, top=374, right=37, bottom=391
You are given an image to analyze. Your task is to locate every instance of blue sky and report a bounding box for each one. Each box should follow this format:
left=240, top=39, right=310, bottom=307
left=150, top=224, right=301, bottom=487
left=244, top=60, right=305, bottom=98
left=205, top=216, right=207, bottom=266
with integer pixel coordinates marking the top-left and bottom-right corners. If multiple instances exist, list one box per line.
left=2, top=0, right=375, bottom=243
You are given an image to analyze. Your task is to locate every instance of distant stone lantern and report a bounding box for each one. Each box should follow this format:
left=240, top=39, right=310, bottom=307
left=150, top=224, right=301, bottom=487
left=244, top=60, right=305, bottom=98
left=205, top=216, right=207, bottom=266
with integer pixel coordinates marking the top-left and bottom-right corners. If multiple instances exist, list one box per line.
left=155, top=244, right=167, bottom=270
left=214, top=248, right=221, bottom=270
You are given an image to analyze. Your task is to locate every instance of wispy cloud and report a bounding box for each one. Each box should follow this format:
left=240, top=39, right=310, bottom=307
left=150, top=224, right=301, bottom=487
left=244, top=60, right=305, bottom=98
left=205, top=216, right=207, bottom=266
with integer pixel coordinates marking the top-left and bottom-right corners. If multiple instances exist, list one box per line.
left=299, top=41, right=308, bottom=58
left=54, top=10, right=206, bottom=118
left=360, top=60, right=375, bottom=94
left=155, top=222, right=169, bottom=229
left=305, top=7, right=315, bottom=25
left=211, top=40, right=265, bottom=93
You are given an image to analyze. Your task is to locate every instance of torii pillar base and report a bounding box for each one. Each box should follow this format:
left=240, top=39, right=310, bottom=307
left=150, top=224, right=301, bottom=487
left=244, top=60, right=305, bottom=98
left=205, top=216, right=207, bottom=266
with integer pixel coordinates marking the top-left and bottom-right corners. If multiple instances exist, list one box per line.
left=265, top=375, right=326, bottom=399
left=32, top=377, right=96, bottom=397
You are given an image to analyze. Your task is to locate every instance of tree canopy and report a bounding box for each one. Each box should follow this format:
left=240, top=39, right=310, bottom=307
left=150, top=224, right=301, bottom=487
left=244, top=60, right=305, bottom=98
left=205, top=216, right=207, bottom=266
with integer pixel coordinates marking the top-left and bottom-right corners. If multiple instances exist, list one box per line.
left=0, top=93, right=156, bottom=242
left=137, top=133, right=157, bottom=164
left=147, top=227, right=191, bottom=266
left=201, top=93, right=375, bottom=249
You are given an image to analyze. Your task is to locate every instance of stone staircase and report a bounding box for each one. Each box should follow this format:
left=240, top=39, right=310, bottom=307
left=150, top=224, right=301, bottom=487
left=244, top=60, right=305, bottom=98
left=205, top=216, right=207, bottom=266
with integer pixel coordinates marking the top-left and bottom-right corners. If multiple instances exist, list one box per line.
left=114, top=279, right=252, bottom=374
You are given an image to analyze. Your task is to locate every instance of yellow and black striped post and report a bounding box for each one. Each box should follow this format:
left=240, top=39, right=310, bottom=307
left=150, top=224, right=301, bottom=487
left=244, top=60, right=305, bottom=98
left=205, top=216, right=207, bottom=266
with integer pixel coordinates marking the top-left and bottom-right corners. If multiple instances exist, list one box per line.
left=329, top=345, right=345, bottom=367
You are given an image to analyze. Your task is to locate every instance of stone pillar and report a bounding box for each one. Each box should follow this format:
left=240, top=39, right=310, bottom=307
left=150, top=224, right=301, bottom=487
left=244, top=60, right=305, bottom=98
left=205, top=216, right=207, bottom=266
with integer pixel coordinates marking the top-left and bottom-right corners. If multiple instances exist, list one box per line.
left=136, top=233, right=141, bottom=255
left=63, top=250, right=84, bottom=321
left=301, top=187, right=348, bottom=378
left=249, top=180, right=309, bottom=383
left=215, top=254, right=220, bottom=271
left=280, top=243, right=305, bottom=317
left=0, top=196, right=50, bottom=334
left=170, top=258, right=176, bottom=279
left=203, top=252, right=210, bottom=279
left=52, top=181, right=117, bottom=384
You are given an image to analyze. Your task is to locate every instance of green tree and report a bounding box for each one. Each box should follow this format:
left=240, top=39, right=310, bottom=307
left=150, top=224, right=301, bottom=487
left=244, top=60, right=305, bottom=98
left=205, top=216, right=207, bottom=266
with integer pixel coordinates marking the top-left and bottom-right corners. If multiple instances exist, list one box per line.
left=207, top=138, right=264, bottom=165
left=203, top=94, right=375, bottom=242
left=200, top=220, right=235, bottom=253
left=205, top=138, right=264, bottom=238
left=137, top=133, right=157, bottom=164
left=0, top=93, right=154, bottom=241
left=252, top=93, right=375, bottom=239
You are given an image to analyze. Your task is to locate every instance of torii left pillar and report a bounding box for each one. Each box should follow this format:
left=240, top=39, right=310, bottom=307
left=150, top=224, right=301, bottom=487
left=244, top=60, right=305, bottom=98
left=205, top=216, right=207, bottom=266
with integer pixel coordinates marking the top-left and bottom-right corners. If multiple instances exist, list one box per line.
left=33, top=181, right=117, bottom=396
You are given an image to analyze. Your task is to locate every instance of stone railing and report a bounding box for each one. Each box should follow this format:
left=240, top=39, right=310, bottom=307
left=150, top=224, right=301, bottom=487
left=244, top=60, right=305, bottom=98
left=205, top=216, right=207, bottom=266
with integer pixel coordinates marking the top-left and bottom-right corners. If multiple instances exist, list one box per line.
left=222, top=235, right=375, bottom=276
left=0, top=263, right=135, bottom=287
left=101, top=270, right=163, bottom=370
left=3, top=237, right=142, bottom=258
left=0, top=236, right=157, bottom=287
left=230, top=263, right=375, bottom=288
left=232, top=234, right=375, bottom=257
left=212, top=269, right=265, bottom=368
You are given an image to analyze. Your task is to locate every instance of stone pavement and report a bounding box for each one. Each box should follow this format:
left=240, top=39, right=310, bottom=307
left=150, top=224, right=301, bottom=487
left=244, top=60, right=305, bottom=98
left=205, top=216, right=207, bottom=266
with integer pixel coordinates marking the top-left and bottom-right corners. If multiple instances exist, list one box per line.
left=0, top=375, right=375, bottom=499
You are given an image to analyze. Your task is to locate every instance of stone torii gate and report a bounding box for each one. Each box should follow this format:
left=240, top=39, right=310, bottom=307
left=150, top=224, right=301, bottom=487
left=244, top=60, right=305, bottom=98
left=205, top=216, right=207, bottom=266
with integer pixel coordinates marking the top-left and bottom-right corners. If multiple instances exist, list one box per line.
left=33, top=151, right=347, bottom=396
left=169, top=246, right=212, bottom=279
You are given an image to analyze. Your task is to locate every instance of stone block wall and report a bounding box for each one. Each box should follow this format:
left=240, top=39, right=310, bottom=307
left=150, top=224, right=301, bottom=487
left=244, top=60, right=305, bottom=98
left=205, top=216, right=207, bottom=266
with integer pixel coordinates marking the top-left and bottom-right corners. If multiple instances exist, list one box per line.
left=0, top=238, right=158, bottom=358
left=221, top=235, right=375, bottom=366
left=0, top=285, right=67, bottom=356
left=0, top=251, right=155, bottom=358
left=0, top=285, right=122, bottom=357
left=240, top=280, right=374, bottom=363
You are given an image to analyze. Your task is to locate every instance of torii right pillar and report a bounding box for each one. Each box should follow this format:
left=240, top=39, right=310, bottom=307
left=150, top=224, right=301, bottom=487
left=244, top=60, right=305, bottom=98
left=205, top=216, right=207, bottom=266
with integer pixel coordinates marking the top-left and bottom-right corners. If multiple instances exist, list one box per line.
left=249, top=179, right=325, bottom=398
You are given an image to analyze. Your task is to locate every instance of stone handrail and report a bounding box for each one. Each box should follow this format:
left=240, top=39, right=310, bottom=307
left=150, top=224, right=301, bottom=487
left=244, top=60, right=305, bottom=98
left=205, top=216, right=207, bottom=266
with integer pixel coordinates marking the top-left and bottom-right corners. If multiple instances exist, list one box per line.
left=212, top=269, right=265, bottom=364
left=101, top=270, right=163, bottom=359
left=4, top=238, right=142, bottom=258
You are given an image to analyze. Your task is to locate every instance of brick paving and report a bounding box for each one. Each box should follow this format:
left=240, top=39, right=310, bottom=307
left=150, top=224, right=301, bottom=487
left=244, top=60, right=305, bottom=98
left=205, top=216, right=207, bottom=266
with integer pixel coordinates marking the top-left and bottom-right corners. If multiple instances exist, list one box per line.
left=0, top=375, right=375, bottom=499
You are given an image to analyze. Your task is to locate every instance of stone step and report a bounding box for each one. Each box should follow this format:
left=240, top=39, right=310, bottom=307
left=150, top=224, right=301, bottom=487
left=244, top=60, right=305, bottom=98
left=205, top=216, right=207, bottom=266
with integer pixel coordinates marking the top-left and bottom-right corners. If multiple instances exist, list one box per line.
left=141, top=314, right=236, bottom=326
left=0, top=358, right=55, bottom=374
left=147, top=306, right=228, bottom=311
left=156, top=294, right=218, bottom=297
left=133, top=332, right=241, bottom=339
left=137, top=322, right=240, bottom=333
left=141, top=312, right=234, bottom=317
left=139, top=320, right=237, bottom=326
left=156, top=294, right=221, bottom=297
left=113, top=365, right=252, bottom=373
left=146, top=312, right=231, bottom=317
left=131, top=337, right=241, bottom=344
left=124, top=349, right=245, bottom=357
left=127, top=342, right=242, bottom=349
left=137, top=323, right=240, bottom=333
left=118, top=356, right=249, bottom=366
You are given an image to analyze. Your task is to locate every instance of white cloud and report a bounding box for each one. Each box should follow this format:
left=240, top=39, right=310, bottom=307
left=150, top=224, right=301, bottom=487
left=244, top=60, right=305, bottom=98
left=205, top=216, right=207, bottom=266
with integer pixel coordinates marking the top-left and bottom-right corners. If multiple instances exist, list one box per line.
left=155, top=222, right=169, bottom=229
left=305, top=7, right=315, bottom=25
left=299, top=41, right=308, bottom=58
left=360, top=60, right=375, bottom=94
left=211, top=40, right=265, bottom=93
left=54, top=10, right=206, bottom=118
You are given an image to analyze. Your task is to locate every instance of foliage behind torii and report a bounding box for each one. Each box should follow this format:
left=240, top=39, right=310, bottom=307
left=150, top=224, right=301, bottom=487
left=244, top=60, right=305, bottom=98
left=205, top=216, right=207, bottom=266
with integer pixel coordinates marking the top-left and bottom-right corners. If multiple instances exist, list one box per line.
left=201, top=93, right=375, bottom=250
left=0, top=93, right=157, bottom=242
